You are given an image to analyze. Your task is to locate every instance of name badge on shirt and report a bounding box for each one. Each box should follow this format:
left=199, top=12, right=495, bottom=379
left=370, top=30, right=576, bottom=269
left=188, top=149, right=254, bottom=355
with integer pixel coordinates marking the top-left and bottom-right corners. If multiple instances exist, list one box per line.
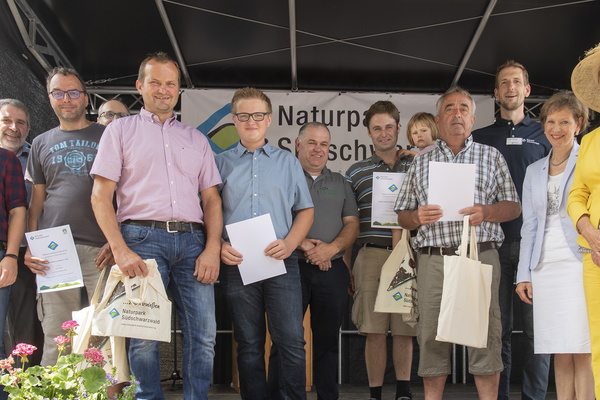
left=506, top=137, right=523, bottom=145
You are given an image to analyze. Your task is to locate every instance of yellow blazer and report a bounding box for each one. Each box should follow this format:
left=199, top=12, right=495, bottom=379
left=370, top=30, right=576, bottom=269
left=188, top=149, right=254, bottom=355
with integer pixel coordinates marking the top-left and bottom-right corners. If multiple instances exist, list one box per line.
left=568, top=127, right=600, bottom=248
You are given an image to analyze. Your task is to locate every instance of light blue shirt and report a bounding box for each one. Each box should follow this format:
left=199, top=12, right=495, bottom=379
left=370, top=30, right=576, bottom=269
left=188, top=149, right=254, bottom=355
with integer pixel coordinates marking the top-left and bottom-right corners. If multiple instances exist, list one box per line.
left=215, top=141, right=313, bottom=240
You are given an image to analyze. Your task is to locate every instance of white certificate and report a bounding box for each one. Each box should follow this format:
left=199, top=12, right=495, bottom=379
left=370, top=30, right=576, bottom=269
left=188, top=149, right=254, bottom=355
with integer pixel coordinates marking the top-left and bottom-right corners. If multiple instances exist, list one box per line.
left=428, top=161, right=476, bottom=221
left=26, top=225, right=83, bottom=293
left=225, top=214, right=287, bottom=285
left=371, top=172, right=405, bottom=229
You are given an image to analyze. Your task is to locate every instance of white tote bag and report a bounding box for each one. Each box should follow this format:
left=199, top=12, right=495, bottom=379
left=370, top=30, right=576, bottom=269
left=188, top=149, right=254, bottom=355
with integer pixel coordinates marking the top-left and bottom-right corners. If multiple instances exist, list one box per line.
left=92, top=259, right=172, bottom=342
left=72, top=267, right=130, bottom=383
left=374, top=229, right=417, bottom=319
left=436, top=215, right=493, bottom=349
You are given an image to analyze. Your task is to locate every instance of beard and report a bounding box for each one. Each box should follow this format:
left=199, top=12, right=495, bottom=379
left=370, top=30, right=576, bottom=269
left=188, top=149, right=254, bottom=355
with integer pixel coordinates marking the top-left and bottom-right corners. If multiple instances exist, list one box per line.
left=499, top=96, right=524, bottom=112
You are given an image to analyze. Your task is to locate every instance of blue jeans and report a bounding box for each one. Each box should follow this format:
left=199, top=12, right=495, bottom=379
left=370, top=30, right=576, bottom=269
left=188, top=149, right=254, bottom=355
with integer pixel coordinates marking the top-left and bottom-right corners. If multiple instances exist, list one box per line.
left=497, top=240, right=550, bottom=400
left=220, top=253, right=306, bottom=400
left=121, top=224, right=216, bottom=400
left=0, top=251, right=13, bottom=400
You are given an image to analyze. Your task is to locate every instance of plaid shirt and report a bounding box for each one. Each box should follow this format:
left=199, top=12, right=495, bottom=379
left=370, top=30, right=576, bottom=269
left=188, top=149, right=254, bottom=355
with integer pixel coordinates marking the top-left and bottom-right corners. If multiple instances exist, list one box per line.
left=0, top=148, right=28, bottom=242
left=394, top=136, right=519, bottom=249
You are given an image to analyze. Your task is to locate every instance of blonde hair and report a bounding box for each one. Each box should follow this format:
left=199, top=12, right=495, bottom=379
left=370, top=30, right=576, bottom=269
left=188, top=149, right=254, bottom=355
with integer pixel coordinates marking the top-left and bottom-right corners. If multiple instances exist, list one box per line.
left=231, top=87, right=272, bottom=114
left=406, top=112, right=439, bottom=146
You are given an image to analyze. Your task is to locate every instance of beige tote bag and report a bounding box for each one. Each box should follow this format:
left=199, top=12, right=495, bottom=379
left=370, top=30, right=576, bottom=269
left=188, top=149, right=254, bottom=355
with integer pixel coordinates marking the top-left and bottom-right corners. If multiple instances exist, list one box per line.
left=93, top=259, right=172, bottom=342
left=374, top=229, right=417, bottom=322
left=435, top=215, right=493, bottom=349
left=72, top=267, right=130, bottom=383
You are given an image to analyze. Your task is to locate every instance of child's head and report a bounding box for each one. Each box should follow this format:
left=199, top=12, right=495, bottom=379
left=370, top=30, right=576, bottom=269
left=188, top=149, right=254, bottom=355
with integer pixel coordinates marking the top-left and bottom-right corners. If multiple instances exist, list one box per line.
left=406, top=112, right=439, bottom=150
left=231, top=87, right=273, bottom=150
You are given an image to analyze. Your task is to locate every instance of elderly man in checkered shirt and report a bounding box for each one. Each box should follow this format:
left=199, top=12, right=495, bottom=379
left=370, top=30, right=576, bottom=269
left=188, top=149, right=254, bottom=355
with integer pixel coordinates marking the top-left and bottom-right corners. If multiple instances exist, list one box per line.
left=395, top=86, right=521, bottom=400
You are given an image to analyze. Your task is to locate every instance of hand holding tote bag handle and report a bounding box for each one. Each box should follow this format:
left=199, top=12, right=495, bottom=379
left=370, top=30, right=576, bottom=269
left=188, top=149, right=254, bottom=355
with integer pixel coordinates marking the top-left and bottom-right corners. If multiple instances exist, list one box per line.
left=92, top=259, right=172, bottom=342
left=435, top=215, right=493, bottom=349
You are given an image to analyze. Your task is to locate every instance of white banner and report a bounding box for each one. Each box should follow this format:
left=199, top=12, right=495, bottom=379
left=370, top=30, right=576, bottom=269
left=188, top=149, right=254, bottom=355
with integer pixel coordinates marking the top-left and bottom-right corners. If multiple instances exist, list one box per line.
left=181, top=89, right=494, bottom=174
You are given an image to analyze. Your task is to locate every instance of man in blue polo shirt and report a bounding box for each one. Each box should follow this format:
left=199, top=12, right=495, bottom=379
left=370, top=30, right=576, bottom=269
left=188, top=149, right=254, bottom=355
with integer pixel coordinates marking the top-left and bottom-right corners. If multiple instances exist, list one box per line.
left=472, top=60, right=551, bottom=400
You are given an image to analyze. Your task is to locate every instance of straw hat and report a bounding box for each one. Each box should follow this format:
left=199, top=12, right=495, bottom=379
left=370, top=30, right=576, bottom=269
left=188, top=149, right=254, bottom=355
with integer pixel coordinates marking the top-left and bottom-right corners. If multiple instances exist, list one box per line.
left=572, top=42, right=600, bottom=112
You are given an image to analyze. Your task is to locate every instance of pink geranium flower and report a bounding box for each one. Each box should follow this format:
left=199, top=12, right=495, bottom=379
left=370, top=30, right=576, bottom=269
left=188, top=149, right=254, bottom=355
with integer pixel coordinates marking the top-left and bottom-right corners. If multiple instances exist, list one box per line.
left=54, top=335, right=70, bottom=346
left=11, top=343, right=37, bottom=358
left=0, top=356, right=14, bottom=371
left=83, top=347, right=105, bottom=367
left=61, top=320, right=79, bottom=331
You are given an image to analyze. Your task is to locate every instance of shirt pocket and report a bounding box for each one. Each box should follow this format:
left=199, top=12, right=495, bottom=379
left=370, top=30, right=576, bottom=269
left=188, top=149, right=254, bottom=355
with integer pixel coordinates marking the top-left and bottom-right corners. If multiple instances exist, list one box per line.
left=180, top=147, right=203, bottom=177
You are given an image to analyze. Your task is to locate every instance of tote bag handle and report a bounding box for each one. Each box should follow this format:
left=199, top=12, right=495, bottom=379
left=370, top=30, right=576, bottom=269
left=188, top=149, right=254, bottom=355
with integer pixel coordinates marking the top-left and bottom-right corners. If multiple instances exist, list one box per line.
left=458, top=215, right=478, bottom=261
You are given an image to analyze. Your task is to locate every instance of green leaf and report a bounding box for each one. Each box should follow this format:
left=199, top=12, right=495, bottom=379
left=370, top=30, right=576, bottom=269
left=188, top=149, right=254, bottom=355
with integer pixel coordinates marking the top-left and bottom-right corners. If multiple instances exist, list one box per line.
left=81, top=366, right=107, bottom=393
left=21, top=374, right=40, bottom=388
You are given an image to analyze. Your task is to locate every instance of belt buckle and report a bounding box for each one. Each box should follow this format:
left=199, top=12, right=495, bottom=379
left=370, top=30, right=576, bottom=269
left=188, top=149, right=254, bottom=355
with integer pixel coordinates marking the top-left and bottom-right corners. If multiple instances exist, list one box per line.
left=166, top=220, right=178, bottom=233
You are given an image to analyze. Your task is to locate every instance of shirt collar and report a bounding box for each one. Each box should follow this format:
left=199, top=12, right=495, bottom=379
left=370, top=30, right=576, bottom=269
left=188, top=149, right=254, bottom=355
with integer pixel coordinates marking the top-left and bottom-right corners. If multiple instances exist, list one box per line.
left=370, top=153, right=384, bottom=165
left=234, top=139, right=275, bottom=158
left=439, top=135, right=474, bottom=154
left=16, top=142, right=30, bottom=157
left=139, top=107, right=177, bottom=125
left=303, top=166, right=331, bottom=180
left=495, top=113, right=533, bottom=127
left=371, top=151, right=413, bottom=168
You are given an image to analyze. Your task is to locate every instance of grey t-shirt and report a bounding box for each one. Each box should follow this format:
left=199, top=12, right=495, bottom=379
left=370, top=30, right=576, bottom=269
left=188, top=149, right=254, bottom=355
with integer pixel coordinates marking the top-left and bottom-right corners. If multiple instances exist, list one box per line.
left=26, top=123, right=106, bottom=247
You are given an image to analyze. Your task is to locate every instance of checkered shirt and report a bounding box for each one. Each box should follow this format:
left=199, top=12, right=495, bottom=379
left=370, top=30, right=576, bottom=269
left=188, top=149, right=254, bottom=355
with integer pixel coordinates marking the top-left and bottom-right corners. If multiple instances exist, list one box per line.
left=394, top=136, right=519, bottom=249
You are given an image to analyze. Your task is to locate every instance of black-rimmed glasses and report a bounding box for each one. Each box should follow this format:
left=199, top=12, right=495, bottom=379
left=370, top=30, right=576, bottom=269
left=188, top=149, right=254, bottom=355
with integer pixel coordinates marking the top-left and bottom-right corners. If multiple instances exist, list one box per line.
left=234, top=112, right=270, bottom=122
left=49, top=90, right=85, bottom=100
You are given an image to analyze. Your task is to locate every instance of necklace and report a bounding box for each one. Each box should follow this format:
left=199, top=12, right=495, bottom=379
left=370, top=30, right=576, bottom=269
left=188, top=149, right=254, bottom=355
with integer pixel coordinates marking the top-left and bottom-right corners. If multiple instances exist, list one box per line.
left=550, top=154, right=569, bottom=167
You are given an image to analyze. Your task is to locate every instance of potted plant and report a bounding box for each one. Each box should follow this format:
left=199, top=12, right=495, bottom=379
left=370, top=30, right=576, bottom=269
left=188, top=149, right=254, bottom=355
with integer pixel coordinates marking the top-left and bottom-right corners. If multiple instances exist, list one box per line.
left=0, top=320, right=136, bottom=399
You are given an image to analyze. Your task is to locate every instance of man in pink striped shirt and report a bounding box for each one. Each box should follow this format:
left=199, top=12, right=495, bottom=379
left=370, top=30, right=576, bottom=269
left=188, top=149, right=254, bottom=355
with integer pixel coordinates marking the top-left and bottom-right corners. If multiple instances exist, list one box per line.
left=91, top=52, right=222, bottom=400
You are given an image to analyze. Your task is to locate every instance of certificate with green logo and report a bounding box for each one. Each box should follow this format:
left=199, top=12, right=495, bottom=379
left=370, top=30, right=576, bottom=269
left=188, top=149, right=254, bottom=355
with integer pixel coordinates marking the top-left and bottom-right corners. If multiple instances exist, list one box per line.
left=372, top=172, right=405, bottom=229
left=26, top=224, right=83, bottom=293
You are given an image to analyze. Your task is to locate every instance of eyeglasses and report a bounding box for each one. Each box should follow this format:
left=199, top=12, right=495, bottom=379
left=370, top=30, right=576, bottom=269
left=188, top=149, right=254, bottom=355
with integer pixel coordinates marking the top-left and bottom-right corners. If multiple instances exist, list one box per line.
left=234, top=112, right=270, bottom=122
left=100, top=111, right=129, bottom=120
left=49, top=90, right=85, bottom=100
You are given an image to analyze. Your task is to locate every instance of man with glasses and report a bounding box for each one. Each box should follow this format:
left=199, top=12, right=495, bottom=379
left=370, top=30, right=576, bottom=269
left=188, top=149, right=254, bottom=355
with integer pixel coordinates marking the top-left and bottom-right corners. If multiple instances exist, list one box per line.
left=91, top=52, right=223, bottom=400
left=216, top=87, right=314, bottom=400
left=24, top=67, right=111, bottom=366
left=97, top=99, right=130, bottom=126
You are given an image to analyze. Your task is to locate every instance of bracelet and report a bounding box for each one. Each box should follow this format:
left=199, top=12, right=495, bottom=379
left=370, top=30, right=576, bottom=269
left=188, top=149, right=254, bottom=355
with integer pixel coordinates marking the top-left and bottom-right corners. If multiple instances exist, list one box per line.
left=4, top=253, right=18, bottom=260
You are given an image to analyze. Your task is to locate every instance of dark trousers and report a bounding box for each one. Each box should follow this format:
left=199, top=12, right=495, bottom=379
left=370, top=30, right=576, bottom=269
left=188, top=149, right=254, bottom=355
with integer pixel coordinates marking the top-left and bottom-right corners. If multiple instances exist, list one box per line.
left=300, top=257, right=350, bottom=400
left=497, top=240, right=550, bottom=400
left=223, top=252, right=306, bottom=400
left=6, top=246, right=44, bottom=366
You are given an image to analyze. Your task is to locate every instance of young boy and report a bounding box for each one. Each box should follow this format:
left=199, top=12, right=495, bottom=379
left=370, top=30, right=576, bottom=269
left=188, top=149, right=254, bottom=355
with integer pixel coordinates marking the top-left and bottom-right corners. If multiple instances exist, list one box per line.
left=215, top=87, right=314, bottom=400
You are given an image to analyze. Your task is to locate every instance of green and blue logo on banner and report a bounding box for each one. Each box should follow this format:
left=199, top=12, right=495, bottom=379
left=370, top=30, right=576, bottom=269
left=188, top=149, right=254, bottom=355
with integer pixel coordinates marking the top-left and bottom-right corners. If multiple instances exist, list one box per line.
left=197, top=103, right=240, bottom=154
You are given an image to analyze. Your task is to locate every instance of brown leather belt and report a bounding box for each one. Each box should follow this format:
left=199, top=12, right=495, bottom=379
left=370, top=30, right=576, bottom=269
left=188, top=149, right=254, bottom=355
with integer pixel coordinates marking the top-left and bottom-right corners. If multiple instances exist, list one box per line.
left=121, top=219, right=203, bottom=233
left=418, top=241, right=497, bottom=256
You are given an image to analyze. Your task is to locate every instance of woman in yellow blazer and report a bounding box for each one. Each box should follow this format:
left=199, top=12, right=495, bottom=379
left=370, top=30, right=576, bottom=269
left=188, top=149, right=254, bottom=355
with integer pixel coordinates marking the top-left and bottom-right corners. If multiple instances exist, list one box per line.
left=568, top=42, right=600, bottom=398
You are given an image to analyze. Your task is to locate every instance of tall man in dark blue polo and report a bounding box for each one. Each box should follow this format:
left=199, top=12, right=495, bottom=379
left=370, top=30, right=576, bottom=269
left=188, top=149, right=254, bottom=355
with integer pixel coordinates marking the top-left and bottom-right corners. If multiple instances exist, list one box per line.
left=472, top=60, right=552, bottom=400
left=295, top=122, right=359, bottom=400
